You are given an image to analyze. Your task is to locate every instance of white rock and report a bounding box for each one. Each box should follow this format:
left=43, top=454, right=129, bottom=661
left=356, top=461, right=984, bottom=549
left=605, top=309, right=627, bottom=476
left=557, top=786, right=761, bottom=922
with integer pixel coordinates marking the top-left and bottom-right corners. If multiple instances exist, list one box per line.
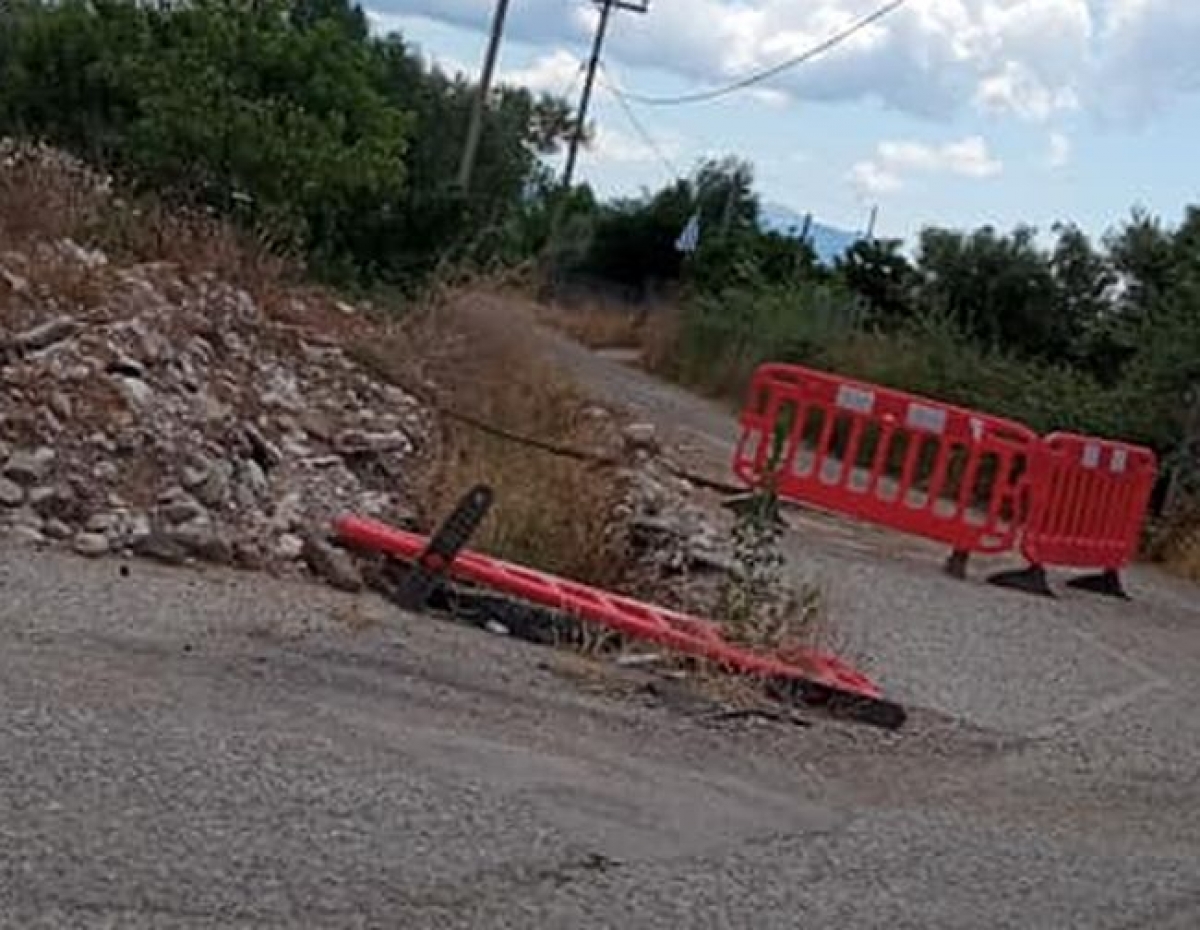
left=49, top=391, right=73, bottom=420
left=72, top=532, right=109, bottom=557
left=0, top=477, right=23, bottom=507
left=114, top=375, right=154, bottom=409
left=4, top=447, right=55, bottom=485
left=276, top=533, right=304, bottom=560
left=623, top=422, right=658, bottom=450
left=43, top=519, right=72, bottom=540
left=93, top=461, right=118, bottom=482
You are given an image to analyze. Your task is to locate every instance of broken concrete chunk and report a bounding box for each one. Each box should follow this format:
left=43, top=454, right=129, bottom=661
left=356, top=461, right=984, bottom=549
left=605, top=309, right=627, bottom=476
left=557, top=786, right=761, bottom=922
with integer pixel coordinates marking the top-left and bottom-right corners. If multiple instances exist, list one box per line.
left=43, top=519, right=72, bottom=540
left=11, top=316, right=81, bottom=353
left=301, top=534, right=363, bottom=593
left=72, top=532, right=109, bottom=557
left=158, top=496, right=207, bottom=526
left=0, top=477, right=23, bottom=508
left=275, top=533, right=304, bottom=561
left=114, top=374, right=154, bottom=409
left=166, top=522, right=233, bottom=565
left=133, top=532, right=189, bottom=566
left=4, top=447, right=55, bottom=485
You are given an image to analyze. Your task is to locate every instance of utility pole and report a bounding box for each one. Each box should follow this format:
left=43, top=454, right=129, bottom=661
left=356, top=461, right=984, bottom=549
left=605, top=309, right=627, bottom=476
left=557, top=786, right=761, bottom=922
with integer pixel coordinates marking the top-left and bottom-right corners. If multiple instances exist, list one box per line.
left=457, top=0, right=512, bottom=192
left=561, top=0, right=649, bottom=190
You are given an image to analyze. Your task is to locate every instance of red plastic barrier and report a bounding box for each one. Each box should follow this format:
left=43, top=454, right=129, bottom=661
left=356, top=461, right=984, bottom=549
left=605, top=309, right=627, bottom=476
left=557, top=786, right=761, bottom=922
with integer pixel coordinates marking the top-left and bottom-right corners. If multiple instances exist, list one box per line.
left=334, top=514, right=900, bottom=720
left=734, top=364, right=1038, bottom=556
left=1021, top=432, right=1157, bottom=570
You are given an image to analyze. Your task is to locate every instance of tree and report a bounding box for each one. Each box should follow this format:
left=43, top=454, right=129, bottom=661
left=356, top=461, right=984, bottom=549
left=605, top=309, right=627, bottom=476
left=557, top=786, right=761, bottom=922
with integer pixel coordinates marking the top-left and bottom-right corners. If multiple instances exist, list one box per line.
left=1049, top=223, right=1118, bottom=373
left=692, top=156, right=758, bottom=237
left=581, top=180, right=693, bottom=297
left=1107, top=209, right=1177, bottom=315
left=916, top=225, right=1065, bottom=360
left=0, top=0, right=576, bottom=286
left=838, top=238, right=915, bottom=327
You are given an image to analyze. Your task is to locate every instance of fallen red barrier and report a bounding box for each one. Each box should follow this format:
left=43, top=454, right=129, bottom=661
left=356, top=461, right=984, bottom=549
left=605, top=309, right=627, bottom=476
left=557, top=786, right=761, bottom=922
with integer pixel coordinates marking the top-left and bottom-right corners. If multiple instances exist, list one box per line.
left=335, top=513, right=906, bottom=729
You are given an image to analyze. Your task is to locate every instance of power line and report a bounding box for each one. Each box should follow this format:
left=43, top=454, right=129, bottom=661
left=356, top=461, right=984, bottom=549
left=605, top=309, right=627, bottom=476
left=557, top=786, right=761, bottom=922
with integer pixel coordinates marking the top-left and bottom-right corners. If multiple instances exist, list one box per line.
left=598, top=63, right=680, bottom=180
left=614, top=0, right=909, bottom=107
left=556, top=57, right=586, bottom=104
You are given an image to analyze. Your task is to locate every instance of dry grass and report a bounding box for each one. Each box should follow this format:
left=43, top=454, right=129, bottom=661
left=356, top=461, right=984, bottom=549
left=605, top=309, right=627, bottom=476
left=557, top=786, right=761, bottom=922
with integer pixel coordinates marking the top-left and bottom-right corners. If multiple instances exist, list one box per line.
left=639, top=304, right=684, bottom=374
left=0, top=141, right=298, bottom=313
left=1170, top=541, right=1200, bottom=581
left=350, top=291, right=632, bottom=588
left=536, top=299, right=646, bottom=351
left=1150, top=506, right=1200, bottom=582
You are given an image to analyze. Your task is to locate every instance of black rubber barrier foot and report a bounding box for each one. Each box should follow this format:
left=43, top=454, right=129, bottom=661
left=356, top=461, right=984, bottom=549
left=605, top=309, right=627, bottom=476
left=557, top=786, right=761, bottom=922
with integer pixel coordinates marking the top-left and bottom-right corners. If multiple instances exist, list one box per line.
left=1066, top=569, right=1130, bottom=600
left=988, top=564, right=1056, bottom=598
left=394, top=484, right=494, bottom=612
left=944, top=549, right=970, bottom=580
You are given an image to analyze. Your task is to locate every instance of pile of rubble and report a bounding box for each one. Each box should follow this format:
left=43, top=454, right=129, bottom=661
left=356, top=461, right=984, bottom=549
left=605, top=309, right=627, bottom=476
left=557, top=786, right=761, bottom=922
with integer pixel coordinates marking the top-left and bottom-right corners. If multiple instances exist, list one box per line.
left=613, top=426, right=742, bottom=617
left=1, top=235, right=432, bottom=590
left=0, top=141, right=746, bottom=608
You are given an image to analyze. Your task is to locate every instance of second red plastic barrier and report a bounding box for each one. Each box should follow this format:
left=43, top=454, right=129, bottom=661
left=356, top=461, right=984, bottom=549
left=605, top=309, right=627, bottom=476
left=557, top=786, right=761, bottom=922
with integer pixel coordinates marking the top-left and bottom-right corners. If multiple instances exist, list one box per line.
left=335, top=513, right=906, bottom=728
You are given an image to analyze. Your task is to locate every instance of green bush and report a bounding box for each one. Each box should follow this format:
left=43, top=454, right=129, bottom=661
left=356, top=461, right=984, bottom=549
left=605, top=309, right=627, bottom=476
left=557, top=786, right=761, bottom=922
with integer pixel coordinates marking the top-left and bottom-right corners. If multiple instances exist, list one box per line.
left=0, top=0, right=573, bottom=288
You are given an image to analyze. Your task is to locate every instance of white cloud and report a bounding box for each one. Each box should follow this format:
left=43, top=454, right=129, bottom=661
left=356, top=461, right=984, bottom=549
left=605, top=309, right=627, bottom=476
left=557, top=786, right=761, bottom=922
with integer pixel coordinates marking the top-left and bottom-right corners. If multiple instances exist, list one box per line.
left=589, top=125, right=684, bottom=168
left=374, top=1, right=1200, bottom=125
left=849, top=134, right=1002, bottom=197
left=975, top=61, right=1080, bottom=121
left=500, top=51, right=582, bottom=96
left=848, top=161, right=902, bottom=196
left=1047, top=131, right=1072, bottom=169
left=378, top=1, right=1096, bottom=122
left=1098, top=0, right=1200, bottom=117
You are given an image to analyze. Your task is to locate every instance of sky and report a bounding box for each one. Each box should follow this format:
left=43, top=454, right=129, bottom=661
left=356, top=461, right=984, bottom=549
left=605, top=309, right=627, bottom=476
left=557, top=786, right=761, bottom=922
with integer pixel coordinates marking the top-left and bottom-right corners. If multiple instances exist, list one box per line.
left=369, top=1, right=1200, bottom=243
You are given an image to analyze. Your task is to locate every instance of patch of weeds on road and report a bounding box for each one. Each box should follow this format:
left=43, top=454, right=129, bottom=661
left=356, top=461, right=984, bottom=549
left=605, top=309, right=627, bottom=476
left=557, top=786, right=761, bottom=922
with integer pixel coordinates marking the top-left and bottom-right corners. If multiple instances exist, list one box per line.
left=715, top=488, right=828, bottom=652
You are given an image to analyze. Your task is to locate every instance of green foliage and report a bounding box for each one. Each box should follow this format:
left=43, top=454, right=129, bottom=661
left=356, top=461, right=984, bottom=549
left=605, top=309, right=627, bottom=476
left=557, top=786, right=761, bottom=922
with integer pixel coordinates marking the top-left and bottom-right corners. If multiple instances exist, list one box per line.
left=662, top=276, right=864, bottom=397
left=914, top=225, right=1072, bottom=359
left=0, top=0, right=573, bottom=287
left=580, top=180, right=692, bottom=295
left=635, top=163, right=1200, bottom=462
left=837, top=237, right=914, bottom=327
left=568, top=156, right=786, bottom=299
left=813, top=310, right=1121, bottom=440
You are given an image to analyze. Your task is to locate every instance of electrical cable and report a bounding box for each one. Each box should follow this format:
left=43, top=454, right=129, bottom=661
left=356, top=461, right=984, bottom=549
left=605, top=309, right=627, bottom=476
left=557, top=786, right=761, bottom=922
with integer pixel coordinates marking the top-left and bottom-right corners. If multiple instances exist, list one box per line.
left=597, top=63, right=681, bottom=180
left=613, top=0, right=909, bottom=107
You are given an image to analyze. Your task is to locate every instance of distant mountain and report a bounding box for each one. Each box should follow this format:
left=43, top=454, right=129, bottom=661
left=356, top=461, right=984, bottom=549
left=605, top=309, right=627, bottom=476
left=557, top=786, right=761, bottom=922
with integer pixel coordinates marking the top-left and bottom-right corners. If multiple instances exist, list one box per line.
left=759, top=202, right=863, bottom=266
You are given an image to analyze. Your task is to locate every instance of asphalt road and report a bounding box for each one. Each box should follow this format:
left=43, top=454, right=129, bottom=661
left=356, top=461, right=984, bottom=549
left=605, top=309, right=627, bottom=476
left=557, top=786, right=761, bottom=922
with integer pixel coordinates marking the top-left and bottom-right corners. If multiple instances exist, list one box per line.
left=4, top=305, right=1200, bottom=927
left=3, top=529, right=1200, bottom=929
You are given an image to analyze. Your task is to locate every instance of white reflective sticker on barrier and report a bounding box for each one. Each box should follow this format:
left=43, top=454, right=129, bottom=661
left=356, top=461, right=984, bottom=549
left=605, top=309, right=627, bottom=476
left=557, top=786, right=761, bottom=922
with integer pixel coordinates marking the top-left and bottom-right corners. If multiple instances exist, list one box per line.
left=1082, top=444, right=1101, bottom=469
left=836, top=385, right=875, bottom=414
left=1111, top=449, right=1128, bottom=474
left=969, top=417, right=985, bottom=441
left=906, top=403, right=948, bottom=434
